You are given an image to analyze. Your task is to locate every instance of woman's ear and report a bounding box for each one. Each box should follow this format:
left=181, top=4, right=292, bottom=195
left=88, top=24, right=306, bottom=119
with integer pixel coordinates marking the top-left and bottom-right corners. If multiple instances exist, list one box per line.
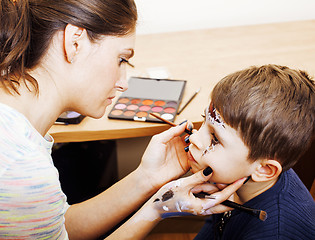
left=251, top=159, right=282, bottom=182
left=64, top=24, right=87, bottom=63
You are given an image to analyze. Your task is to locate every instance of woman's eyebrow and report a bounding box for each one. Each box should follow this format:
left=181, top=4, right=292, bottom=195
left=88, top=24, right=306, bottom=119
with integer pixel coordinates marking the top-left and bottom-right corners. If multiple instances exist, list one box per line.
left=126, top=48, right=134, bottom=58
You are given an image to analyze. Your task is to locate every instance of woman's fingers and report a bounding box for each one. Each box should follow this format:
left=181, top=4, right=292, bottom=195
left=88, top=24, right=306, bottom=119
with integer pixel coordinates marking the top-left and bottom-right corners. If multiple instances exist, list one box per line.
left=201, top=177, right=247, bottom=210
left=152, top=120, right=193, bottom=145
left=152, top=168, right=248, bottom=218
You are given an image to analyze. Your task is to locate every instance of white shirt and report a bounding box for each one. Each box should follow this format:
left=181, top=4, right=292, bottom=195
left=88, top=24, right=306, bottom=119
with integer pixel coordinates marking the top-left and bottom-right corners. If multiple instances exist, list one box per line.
left=0, top=103, right=69, bottom=239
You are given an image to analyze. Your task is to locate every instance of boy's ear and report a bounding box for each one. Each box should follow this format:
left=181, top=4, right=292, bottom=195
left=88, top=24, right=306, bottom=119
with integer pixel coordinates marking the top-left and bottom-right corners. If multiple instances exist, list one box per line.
left=64, top=24, right=87, bottom=63
left=251, top=159, right=282, bottom=182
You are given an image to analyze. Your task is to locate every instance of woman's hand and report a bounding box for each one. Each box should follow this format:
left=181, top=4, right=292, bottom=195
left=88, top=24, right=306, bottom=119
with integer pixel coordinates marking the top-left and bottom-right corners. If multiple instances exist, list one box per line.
left=150, top=167, right=247, bottom=218
left=139, top=122, right=191, bottom=189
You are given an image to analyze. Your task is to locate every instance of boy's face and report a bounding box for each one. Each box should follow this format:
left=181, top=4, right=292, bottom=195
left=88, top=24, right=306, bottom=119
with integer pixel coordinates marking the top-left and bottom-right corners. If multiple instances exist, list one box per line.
left=187, top=104, right=258, bottom=184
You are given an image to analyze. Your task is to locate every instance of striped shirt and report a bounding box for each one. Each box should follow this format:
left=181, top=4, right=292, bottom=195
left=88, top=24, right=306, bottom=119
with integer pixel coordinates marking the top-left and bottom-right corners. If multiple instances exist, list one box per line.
left=194, top=169, right=315, bottom=240
left=0, top=103, right=69, bottom=239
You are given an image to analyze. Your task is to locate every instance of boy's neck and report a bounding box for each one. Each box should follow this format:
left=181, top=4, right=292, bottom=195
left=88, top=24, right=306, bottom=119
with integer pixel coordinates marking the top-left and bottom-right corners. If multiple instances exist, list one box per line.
left=236, top=177, right=279, bottom=204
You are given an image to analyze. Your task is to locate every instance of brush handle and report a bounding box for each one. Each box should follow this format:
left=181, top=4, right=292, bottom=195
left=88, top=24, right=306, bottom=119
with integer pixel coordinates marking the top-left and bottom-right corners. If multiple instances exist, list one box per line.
left=193, top=192, right=265, bottom=221
left=222, top=200, right=260, bottom=218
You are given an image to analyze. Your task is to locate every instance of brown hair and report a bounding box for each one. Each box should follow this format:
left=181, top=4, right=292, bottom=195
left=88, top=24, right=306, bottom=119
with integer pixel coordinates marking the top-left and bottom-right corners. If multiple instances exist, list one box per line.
left=0, top=0, right=137, bottom=94
left=211, top=64, right=315, bottom=171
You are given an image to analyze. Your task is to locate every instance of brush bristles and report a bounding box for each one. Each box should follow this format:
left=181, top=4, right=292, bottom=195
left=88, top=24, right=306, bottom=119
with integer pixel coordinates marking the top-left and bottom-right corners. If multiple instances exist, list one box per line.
left=259, top=211, right=268, bottom=221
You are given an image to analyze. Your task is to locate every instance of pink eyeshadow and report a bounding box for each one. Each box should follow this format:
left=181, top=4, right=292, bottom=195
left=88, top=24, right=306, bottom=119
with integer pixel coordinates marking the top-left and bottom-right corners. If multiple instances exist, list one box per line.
left=139, top=105, right=151, bottom=111
left=152, top=106, right=163, bottom=112
left=127, top=104, right=139, bottom=111
left=115, top=103, right=127, bottom=110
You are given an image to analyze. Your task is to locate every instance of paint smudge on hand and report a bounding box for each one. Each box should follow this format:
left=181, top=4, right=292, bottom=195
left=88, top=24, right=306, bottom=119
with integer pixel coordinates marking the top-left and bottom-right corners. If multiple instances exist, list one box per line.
left=162, top=190, right=174, bottom=202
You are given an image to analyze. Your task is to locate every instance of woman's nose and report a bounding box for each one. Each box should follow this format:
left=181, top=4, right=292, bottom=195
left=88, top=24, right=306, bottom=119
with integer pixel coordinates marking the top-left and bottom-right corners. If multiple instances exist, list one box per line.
left=116, top=75, right=128, bottom=92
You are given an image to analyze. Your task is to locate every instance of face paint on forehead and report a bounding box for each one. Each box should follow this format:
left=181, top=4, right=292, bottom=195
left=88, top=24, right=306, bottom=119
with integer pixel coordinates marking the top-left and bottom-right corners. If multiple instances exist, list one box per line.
left=208, top=103, right=225, bottom=128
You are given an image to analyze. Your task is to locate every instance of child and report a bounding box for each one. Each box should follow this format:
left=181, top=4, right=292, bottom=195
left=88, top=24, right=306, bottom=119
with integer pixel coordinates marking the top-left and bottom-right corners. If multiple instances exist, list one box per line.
left=187, top=64, right=315, bottom=239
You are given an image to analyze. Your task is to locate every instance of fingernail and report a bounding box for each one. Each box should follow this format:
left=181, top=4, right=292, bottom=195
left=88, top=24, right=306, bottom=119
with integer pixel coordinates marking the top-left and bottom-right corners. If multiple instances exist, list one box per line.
left=184, top=136, right=190, bottom=144
left=203, top=166, right=213, bottom=176
left=184, top=146, right=189, bottom=152
left=243, top=176, right=251, bottom=185
left=179, top=120, right=187, bottom=125
left=185, top=128, right=193, bottom=135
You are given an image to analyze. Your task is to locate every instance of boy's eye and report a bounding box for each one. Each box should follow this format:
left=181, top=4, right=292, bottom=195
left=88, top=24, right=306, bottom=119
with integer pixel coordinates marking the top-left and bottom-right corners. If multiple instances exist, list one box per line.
left=211, top=133, right=219, bottom=145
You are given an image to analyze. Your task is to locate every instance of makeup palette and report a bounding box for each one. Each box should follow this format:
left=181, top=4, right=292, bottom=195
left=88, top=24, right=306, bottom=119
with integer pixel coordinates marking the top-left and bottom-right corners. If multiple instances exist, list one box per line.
left=108, top=77, right=186, bottom=123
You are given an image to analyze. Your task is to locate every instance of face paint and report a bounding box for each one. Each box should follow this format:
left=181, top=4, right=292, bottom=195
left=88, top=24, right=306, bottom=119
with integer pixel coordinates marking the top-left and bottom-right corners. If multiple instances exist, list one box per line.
left=162, top=190, right=174, bottom=202
left=208, top=103, right=225, bottom=128
left=202, top=143, right=215, bottom=156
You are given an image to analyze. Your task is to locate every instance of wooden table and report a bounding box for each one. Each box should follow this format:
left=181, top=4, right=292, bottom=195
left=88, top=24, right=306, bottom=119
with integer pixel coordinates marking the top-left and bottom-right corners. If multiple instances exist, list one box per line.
left=49, top=20, right=315, bottom=143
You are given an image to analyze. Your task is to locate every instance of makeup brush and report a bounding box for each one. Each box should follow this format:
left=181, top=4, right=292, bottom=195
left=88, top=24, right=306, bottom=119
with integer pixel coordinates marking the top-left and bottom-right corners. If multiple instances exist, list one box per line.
left=194, top=192, right=267, bottom=221
left=149, top=112, right=192, bottom=135
left=177, top=87, right=201, bottom=115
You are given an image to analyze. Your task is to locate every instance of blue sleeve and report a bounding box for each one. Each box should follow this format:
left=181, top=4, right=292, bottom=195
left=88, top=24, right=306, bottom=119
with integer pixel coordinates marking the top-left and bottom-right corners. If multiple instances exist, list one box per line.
left=194, top=216, right=215, bottom=239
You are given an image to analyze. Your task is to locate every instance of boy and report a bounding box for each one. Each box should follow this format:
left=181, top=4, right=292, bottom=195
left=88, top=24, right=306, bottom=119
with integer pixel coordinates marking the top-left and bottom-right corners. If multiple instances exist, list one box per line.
left=186, top=64, right=315, bottom=239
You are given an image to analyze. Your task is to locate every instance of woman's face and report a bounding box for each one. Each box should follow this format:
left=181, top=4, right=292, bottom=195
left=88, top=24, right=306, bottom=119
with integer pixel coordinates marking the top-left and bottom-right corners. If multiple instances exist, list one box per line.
left=69, top=32, right=135, bottom=118
left=187, top=105, right=258, bottom=184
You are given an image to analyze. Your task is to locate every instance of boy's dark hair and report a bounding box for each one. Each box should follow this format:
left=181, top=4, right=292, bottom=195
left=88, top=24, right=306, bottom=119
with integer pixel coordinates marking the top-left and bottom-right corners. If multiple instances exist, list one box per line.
left=211, top=64, right=315, bottom=171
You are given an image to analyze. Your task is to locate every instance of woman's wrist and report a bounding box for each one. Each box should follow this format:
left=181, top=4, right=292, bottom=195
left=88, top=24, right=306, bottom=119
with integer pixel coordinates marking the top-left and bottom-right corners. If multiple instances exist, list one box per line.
left=132, top=166, right=161, bottom=197
left=133, top=165, right=168, bottom=196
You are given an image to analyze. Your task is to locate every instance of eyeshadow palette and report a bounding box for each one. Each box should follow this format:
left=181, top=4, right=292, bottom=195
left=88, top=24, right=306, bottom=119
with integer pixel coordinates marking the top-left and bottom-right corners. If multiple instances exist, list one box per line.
left=108, top=77, right=186, bottom=123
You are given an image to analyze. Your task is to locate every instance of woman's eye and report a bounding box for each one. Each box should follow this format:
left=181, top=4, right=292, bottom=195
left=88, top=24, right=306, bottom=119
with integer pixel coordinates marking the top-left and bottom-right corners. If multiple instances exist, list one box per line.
left=119, top=58, right=134, bottom=68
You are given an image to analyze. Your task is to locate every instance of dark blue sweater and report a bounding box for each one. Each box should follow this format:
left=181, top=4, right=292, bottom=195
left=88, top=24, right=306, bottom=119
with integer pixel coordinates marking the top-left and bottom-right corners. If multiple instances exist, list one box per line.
left=194, top=169, right=315, bottom=240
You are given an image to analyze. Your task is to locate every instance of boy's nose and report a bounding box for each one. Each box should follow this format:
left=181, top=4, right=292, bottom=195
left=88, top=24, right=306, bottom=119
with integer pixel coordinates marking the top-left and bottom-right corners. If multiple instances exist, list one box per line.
left=188, top=130, right=205, bottom=150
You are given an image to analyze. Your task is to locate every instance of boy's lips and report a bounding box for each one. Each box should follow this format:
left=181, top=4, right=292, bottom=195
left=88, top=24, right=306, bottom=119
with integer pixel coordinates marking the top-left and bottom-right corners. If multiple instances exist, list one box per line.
left=187, top=150, right=197, bottom=163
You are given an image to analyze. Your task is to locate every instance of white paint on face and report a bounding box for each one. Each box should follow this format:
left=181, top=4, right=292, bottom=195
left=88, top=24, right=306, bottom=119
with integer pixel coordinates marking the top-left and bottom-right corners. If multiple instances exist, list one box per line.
left=202, top=143, right=215, bottom=156
left=188, top=103, right=255, bottom=184
left=207, top=104, right=225, bottom=129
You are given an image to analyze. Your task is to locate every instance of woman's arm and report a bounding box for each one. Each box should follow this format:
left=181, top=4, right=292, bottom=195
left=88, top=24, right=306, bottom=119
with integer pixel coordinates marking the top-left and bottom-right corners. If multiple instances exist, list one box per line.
left=65, top=123, right=190, bottom=240
left=106, top=169, right=247, bottom=240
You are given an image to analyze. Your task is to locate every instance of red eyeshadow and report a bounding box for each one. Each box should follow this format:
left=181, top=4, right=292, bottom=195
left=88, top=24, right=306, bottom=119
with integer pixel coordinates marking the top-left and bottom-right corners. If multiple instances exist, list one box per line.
left=131, top=99, right=141, bottom=104
left=164, top=107, right=176, bottom=113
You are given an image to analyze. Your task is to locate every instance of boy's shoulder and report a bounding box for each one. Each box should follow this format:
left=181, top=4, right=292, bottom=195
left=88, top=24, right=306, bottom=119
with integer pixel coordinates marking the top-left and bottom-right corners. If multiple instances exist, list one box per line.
left=254, top=168, right=314, bottom=213
left=245, top=169, right=315, bottom=239
left=195, top=170, right=315, bottom=240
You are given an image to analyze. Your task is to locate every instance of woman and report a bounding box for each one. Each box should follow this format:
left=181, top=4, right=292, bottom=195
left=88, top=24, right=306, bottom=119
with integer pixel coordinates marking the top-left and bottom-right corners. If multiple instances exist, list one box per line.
left=0, top=0, right=245, bottom=239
